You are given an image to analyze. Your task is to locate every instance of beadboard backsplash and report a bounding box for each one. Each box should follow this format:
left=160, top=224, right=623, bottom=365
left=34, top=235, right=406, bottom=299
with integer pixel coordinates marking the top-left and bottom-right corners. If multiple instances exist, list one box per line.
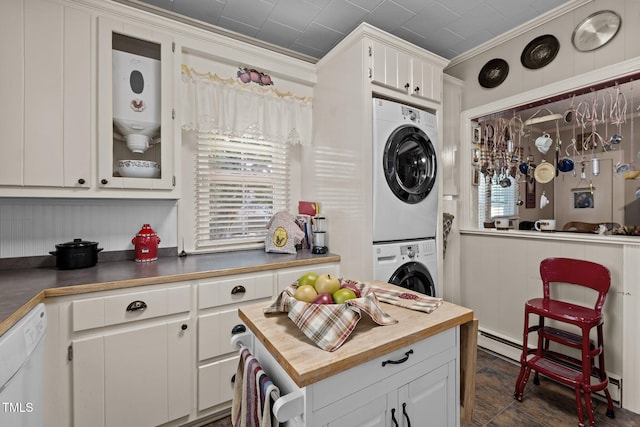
left=0, top=198, right=178, bottom=258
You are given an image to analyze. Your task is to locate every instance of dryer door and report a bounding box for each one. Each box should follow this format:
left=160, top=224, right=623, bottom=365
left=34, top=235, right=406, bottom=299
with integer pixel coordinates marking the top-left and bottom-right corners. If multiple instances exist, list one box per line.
left=388, top=261, right=436, bottom=297
left=383, top=125, right=437, bottom=204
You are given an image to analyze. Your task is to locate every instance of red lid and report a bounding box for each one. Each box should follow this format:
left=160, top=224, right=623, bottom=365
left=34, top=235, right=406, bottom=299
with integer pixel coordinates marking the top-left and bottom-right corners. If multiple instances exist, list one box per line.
left=136, top=224, right=157, bottom=236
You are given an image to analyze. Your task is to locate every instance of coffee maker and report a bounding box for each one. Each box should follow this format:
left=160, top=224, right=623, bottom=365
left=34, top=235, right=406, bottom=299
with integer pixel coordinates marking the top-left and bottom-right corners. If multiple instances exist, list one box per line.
left=311, top=216, right=328, bottom=254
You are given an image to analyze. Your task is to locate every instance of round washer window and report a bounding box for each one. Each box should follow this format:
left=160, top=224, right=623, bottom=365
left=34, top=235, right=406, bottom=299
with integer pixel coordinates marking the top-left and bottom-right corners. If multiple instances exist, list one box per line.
left=383, top=126, right=437, bottom=204
left=389, top=261, right=436, bottom=297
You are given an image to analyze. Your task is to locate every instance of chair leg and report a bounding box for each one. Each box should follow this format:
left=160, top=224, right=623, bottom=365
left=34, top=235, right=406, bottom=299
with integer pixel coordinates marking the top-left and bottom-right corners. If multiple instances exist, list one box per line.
left=514, top=365, right=531, bottom=401
left=583, top=389, right=595, bottom=427
left=575, top=386, right=585, bottom=427
left=515, top=310, right=532, bottom=401
left=596, top=325, right=615, bottom=419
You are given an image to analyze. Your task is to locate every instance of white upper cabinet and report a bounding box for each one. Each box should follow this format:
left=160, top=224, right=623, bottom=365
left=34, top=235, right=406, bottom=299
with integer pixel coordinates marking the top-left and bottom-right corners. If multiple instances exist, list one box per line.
left=97, top=17, right=176, bottom=191
left=0, top=0, right=91, bottom=189
left=369, top=39, right=444, bottom=102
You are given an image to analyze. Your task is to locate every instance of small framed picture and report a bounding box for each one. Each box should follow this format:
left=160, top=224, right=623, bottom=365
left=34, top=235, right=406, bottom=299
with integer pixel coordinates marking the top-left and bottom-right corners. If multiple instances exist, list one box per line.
left=472, top=168, right=480, bottom=186
left=573, top=188, right=594, bottom=209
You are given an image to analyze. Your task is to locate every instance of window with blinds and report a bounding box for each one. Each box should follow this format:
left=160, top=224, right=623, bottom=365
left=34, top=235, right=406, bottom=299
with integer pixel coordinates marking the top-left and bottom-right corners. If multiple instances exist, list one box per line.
left=477, top=174, right=516, bottom=226
left=195, top=134, right=290, bottom=250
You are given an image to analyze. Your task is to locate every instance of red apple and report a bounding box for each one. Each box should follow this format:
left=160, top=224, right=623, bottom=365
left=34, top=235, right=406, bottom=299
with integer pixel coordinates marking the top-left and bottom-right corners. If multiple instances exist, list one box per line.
left=312, top=293, right=334, bottom=304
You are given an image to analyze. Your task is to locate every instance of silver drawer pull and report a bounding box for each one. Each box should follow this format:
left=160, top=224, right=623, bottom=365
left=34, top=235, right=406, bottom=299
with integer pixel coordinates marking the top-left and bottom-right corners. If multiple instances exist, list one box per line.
left=126, top=300, right=147, bottom=312
left=381, top=349, right=413, bottom=367
left=231, top=285, right=246, bottom=295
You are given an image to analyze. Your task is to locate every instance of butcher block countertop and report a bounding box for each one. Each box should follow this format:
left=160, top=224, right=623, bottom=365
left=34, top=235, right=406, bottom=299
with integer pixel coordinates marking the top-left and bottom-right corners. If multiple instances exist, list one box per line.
left=0, top=250, right=339, bottom=337
left=239, top=281, right=475, bottom=387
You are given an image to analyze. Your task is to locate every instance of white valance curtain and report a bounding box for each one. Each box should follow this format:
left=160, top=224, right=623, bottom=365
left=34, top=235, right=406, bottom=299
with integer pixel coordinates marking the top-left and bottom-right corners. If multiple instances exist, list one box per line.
left=181, top=65, right=312, bottom=146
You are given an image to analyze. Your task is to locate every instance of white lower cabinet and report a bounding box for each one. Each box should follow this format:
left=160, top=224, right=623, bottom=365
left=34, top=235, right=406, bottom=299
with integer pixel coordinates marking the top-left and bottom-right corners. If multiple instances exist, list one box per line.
left=69, top=283, right=192, bottom=427
left=44, top=261, right=340, bottom=427
left=197, top=271, right=275, bottom=412
left=319, top=345, right=457, bottom=427
left=250, top=325, right=458, bottom=427
left=73, top=320, right=191, bottom=427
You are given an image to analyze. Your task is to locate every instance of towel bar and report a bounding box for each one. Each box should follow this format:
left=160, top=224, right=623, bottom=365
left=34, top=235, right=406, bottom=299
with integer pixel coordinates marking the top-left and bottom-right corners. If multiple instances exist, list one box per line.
left=231, top=332, right=304, bottom=423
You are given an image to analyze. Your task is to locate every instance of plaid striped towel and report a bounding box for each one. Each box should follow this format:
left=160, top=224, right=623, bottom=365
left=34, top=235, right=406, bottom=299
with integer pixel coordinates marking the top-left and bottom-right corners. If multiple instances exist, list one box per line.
left=367, top=285, right=443, bottom=313
left=264, top=280, right=397, bottom=352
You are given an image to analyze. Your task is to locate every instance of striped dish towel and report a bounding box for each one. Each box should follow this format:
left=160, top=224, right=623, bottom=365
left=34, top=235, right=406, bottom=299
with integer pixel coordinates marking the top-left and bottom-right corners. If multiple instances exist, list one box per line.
left=264, top=280, right=397, bottom=352
left=367, top=284, right=443, bottom=313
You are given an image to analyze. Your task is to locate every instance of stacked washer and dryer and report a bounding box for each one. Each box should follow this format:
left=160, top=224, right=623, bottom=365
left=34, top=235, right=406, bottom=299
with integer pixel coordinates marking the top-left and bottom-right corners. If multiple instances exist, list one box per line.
left=372, top=98, right=439, bottom=297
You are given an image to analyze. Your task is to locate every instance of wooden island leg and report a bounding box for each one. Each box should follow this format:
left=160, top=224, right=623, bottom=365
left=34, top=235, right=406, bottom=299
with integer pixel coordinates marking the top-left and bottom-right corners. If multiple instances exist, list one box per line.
left=460, top=318, right=478, bottom=424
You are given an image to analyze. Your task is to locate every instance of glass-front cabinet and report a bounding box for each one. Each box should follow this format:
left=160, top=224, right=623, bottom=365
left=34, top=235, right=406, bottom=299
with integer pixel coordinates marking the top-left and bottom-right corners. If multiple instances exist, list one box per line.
left=97, top=17, right=175, bottom=191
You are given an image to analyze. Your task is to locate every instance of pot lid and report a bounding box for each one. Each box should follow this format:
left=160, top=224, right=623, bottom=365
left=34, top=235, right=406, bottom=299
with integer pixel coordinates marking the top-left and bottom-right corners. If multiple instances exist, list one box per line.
left=478, top=58, right=509, bottom=89
left=56, top=238, right=98, bottom=247
left=534, top=161, right=556, bottom=184
left=521, top=34, right=560, bottom=70
left=571, top=10, right=621, bottom=52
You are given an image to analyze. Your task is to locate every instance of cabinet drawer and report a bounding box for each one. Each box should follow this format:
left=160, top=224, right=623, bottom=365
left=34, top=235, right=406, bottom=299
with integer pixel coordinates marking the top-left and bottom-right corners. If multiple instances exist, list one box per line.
left=312, top=328, right=456, bottom=410
left=198, top=308, right=247, bottom=360
left=198, top=273, right=273, bottom=309
left=198, top=355, right=238, bottom=411
left=73, top=285, right=191, bottom=331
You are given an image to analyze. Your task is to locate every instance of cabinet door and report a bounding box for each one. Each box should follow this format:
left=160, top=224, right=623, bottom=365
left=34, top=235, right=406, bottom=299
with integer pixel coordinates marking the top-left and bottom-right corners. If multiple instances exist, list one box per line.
left=369, top=41, right=410, bottom=93
left=198, top=308, right=246, bottom=360
left=325, top=393, right=389, bottom=427
left=0, top=0, right=91, bottom=188
left=73, top=321, right=191, bottom=427
left=198, top=355, right=238, bottom=411
left=411, top=57, right=442, bottom=102
left=399, top=361, right=456, bottom=427
left=97, top=17, right=175, bottom=191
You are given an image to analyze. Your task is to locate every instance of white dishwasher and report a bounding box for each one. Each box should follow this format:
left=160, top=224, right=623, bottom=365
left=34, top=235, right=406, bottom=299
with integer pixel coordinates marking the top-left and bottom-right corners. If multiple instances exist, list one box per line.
left=0, top=303, right=47, bottom=427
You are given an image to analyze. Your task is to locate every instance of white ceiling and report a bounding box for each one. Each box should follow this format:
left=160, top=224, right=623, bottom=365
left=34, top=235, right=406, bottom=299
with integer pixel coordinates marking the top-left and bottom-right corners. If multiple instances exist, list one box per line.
left=117, top=0, right=572, bottom=62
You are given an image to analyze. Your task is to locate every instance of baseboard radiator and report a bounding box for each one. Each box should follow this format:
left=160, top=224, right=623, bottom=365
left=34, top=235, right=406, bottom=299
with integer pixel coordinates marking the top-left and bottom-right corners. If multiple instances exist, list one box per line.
left=477, top=328, right=622, bottom=405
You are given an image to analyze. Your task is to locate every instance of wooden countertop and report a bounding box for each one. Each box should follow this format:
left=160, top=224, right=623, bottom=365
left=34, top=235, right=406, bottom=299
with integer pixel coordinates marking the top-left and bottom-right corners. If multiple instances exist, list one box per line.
left=238, top=280, right=474, bottom=387
left=0, top=250, right=339, bottom=337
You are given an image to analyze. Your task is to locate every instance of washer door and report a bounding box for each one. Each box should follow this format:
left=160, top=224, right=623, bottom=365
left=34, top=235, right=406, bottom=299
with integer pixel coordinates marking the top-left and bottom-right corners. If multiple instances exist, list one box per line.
left=388, top=261, right=436, bottom=296
left=383, top=125, right=437, bottom=204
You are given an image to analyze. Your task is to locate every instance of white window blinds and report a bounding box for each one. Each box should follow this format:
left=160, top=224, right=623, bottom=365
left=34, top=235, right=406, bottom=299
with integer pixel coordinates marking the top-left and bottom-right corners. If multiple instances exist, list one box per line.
left=477, top=174, right=516, bottom=226
left=195, top=134, right=290, bottom=250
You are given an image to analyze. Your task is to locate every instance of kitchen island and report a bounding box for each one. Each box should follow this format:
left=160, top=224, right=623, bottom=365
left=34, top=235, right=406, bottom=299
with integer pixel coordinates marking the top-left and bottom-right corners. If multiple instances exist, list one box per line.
left=237, top=281, right=477, bottom=426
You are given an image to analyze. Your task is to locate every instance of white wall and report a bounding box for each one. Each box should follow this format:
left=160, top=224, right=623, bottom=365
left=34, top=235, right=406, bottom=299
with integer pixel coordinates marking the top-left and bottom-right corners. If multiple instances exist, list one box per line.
left=0, top=198, right=178, bottom=257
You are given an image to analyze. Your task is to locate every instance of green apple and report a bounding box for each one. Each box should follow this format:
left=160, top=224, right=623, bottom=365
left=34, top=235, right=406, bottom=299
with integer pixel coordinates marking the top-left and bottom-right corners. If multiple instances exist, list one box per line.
left=314, top=274, right=341, bottom=295
left=293, top=285, right=318, bottom=303
left=297, top=272, right=319, bottom=288
left=333, top=288, right=357, bottom=304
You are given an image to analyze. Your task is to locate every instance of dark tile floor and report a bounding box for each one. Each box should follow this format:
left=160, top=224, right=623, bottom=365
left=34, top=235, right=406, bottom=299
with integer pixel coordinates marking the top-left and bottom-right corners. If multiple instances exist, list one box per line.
left=205, top=349, right=640, bottom=427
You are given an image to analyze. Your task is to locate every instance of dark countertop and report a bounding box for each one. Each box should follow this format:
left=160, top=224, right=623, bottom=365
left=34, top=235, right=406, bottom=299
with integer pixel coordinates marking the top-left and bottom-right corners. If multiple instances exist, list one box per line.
left=0, top=249, right=340, bottom=337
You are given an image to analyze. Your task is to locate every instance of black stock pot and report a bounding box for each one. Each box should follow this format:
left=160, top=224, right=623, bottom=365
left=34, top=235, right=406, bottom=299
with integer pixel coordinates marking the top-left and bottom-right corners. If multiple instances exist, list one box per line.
left=49, top=238, right=103, bottom=269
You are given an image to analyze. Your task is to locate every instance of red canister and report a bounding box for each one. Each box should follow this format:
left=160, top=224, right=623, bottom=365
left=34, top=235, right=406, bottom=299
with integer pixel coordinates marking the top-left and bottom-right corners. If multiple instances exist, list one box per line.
left=132, top=224, right=161, bottom=262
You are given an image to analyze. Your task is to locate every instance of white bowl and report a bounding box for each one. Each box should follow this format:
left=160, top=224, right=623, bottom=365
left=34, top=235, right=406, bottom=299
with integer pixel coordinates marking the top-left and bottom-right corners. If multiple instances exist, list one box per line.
left=117, top=160, right=160, bottom=178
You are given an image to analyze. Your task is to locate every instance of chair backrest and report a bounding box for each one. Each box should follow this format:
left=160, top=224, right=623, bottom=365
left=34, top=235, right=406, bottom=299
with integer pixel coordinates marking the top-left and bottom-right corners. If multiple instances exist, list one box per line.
left=539, top=257, right=611, bottom=312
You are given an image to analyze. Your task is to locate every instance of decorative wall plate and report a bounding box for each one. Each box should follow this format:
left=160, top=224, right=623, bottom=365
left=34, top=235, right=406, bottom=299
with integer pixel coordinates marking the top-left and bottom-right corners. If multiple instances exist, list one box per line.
left=478, top=58, right=509, bottom=88
left=521, top=34, right=559, bottom=69
left=534, top=161, right=555, bottom=184
left=572, top=10, right=621, bottom=52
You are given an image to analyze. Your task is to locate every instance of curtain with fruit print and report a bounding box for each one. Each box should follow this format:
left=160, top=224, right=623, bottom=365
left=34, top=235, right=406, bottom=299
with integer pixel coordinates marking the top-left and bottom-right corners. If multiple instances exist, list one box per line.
left=181, top=65, right=312, bottom=146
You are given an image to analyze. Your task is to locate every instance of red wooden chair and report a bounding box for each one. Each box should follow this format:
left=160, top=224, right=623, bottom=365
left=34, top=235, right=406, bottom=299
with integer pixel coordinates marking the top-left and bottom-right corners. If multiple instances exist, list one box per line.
left=514, top=257, right=615, bottom=427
